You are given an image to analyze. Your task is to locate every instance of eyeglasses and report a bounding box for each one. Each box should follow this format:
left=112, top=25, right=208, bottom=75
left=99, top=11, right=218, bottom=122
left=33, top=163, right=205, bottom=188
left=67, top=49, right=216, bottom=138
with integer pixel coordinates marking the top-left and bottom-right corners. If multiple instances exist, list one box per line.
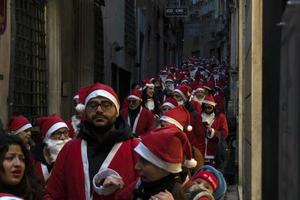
left=51, top=129, right=69, bottom=140
left=87, top=100, right=114, bottom=112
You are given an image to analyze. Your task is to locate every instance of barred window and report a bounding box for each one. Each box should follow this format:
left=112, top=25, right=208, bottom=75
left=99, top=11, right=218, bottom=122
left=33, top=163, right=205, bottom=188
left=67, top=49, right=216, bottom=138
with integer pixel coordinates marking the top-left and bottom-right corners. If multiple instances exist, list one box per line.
left=11, top=0, right=47, bottom=121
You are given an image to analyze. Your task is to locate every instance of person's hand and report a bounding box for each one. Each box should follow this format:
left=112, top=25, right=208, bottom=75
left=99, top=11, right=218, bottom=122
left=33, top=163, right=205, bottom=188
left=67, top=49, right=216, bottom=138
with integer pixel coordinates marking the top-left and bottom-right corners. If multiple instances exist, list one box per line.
left=102, top=175, right=124, bottom=189
left=149, top=190, right=175, bottom=200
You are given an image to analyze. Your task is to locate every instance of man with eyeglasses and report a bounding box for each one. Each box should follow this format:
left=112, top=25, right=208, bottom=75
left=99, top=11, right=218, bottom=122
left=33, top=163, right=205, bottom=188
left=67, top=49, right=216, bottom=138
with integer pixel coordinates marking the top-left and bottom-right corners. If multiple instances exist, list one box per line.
left=47, top=83, right=140, bottom=200
left=34, top=114, right=71, bottom=183
left=201, top=95, right=228, bottom=167
left=120, top=89, right=155, bottom=138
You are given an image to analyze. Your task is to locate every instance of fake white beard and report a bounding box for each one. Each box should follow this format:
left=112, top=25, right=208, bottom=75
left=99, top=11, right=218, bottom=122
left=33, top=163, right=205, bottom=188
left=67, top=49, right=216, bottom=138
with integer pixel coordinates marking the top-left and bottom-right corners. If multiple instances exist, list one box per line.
left=166, top=84, right=174, bottom=91
left=201, top=112, right=215, bottom=125
left=45, top=138, right=71, bottom=163
left=145, top=99, right=155, bottom=111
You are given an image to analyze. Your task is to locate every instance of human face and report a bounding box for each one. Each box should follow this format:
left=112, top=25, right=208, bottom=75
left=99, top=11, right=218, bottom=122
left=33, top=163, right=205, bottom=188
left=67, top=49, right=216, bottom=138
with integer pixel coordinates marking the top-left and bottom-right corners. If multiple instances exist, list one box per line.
left=128, top=98, right=141, bottom=110
left=173, top=92, right=185, bottom=105
left=161, top=106, right=172, bottom=114
left=135, top=156, right=169, bottom=183
left=204, top=104, right=214, bottom=114
left=146, top=87, right=155, bottom=98
left=85, top=96, right=118, bottom=127
left=192, top=178, right=214, bottom=194
left=195, top=90, right=205, bottom=99
left=50, top=127, right=70, bottom=140
left=18, top=128, right=31, bottom=144
left=0, top=145, right=25, bottom=186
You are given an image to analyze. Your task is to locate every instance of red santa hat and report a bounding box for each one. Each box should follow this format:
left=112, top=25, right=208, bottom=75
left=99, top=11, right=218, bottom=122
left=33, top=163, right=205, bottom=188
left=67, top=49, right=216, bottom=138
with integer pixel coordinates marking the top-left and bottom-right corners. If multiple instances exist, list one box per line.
left=194, top=84, right=205, bottom=92
left=174, top=84, right=192, bottom=101
left=192, top=170, right=219, bottom=191
left=75, top=83, right=120, bottom=114
left=203, top=81, right=215, bottom=91
left=142, top=78, right=154, bottom=88
left=202, top=95, right=217, bottom=107
left=161, top=97, right=178, bottom=109
left=165, top=74, right=175, bottom=83
left=36, top=114, right=68, bottom=142
left=135, top=126, right=197, bottom=173
left=160, top=105, right=193, bottom=132
left=127, top=89, right=142, bottom=101
left=8, top=115, right=32, bottom=135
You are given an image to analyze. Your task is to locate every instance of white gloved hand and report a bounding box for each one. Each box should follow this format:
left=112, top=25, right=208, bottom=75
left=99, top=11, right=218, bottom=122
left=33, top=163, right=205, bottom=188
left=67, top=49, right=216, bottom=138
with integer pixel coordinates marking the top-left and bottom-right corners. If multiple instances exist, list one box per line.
left=93, top=168, right=123, bottom=196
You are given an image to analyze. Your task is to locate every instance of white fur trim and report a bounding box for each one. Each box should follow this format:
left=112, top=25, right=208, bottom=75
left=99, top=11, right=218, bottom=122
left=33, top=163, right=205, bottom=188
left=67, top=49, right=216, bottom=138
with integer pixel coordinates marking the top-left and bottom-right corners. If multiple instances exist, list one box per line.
left=202, top=100, right=216, bottom=106
left=160, top=116, right=183, bottom=131
left=85, top=89, right=120, bottom=112
left=184, top=158, right=197, bottom=168
left=174, top=89, right=187, bottom=101
left=162, top=102, right=176, bottom=109
left=10, top=123, right=32, bottom=135
left=81, top=140, right=91, bottom=200
left=0, top=197, right=23, bottom=200
left=45, top=122, right=68, bottom=141
left=75, top=103, right=86, bottom=113
left=207, top=128, right=215, bottom=139
left=146, top=83, right=154, bottom=87
left=73, top=94, right=79, bottom=100
left=127, top=95, right=141, bottom=101
left=93, top=168, right=121, bottom=195
left=194, top=87, right=205, bottom=92
left=135, top=143, right=182, bottom=173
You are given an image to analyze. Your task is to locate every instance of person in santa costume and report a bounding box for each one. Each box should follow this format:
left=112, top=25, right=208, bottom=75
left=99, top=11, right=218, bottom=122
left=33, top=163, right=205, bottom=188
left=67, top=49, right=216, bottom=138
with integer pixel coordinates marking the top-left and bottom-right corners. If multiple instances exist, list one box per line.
left=0, top=134, right=50, bottom=200
left=172, top=84, right=201, bottom=113
left=7, top=115, right=34, bottom=150
left=46, top=83, right=140, bottom=200
left=192, top=84, right=206, bottom=106
left=159, top=105, right=204, bottom=170
left=171, top=85, right=205, bottom=156
left=66, top=94, right=85, bottom=138
left=116, top=126, right=197, bottom=200
left=120, top=89, right=155, bottom=138
left=33, top=114, right=71, bottom=183
left=160, top=97, right=178, bottom=115
left=201, top=95, right=228, bottom=167
left=141, top=79, right=161, bottom=115
left=184, top=165, right=227, bottom=200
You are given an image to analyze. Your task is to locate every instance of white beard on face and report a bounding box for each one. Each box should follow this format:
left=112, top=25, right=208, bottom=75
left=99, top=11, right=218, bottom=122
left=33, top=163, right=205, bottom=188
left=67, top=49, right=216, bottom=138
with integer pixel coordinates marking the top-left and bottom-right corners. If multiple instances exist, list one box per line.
left=45, top=138, right=71, bottom=163
left=145, top=99, right=155, bottom=111
left=166, top=84, right=175, bottom=91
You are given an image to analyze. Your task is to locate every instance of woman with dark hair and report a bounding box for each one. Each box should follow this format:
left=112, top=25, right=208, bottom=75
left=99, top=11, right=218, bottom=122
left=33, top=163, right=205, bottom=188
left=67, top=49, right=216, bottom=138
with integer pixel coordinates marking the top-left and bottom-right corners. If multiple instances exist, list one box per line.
left=141, top=83, right=161, bottom=116
left=0, top=134, right=48, bottom=200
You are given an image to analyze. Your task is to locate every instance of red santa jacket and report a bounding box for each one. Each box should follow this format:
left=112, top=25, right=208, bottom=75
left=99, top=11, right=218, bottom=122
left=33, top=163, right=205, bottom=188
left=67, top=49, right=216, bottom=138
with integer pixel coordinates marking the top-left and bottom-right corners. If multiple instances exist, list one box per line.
left=34, top=160, right=50, bottom=183
left=201, top=112, right=228, bottom=159
left=47, top=138, right=139, bottom=200
left=187, top=111, right=205, bottom=156
left=120, top=107, right=155, bottom=138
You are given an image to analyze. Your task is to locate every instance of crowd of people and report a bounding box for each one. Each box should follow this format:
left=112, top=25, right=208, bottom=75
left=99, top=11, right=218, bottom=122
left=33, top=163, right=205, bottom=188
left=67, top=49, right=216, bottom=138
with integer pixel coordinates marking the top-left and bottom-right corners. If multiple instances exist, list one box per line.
left=0, top=56, right=230, bottom=200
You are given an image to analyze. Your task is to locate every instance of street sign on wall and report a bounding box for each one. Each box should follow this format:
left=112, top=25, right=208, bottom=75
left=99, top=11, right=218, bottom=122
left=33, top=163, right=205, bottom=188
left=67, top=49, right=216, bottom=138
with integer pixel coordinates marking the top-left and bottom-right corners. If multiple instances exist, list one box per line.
left=0, top=0, right=6, bottom=34
left=165, top=7, right=188, bottom=17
